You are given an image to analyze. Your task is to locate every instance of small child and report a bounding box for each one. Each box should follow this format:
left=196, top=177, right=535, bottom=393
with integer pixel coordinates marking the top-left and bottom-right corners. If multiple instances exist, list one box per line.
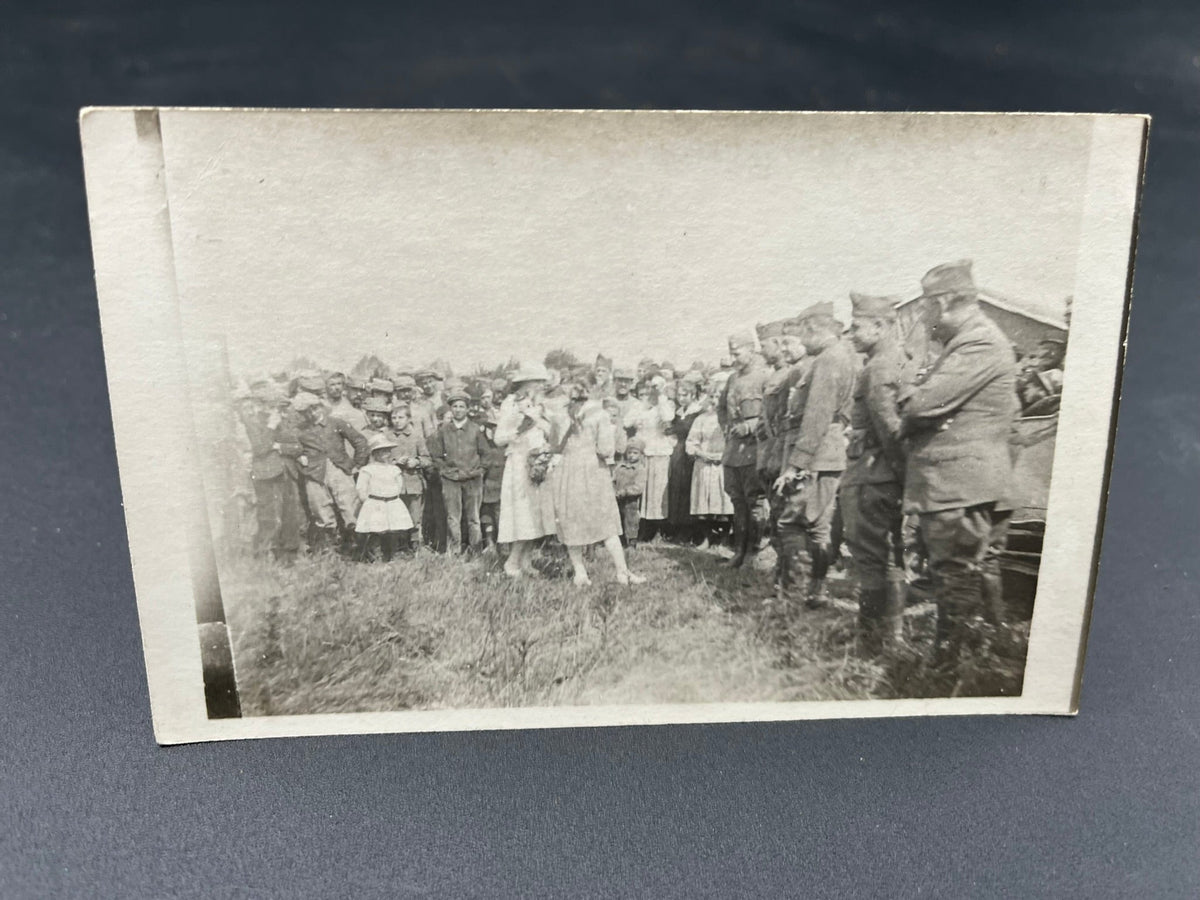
left=353, top=433, right=414, bottom=562
left=612, top=436, right=648, bottom=549
left=479, top=414, right=507, bottom=550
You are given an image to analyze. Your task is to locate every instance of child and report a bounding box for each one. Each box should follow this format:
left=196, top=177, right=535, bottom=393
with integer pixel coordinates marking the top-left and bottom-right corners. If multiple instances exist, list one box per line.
left=612, top=436, right=648, bottom=550
left=353, top=433, right=414, bottom=562
left=479, top=413, right=507, bottom=550
left=389, top=403, right=431, bottom=552
left=686, top=380, right=735, bottom=549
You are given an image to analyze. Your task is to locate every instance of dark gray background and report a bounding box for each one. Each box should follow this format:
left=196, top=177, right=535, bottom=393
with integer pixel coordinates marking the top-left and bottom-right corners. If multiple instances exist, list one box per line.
left=3, top=2, right=1197, bottom=897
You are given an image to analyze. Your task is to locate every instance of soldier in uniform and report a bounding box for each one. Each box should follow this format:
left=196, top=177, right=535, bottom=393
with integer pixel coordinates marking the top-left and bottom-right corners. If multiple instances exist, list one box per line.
left=842, top=292, right=910, bottom=652
left=717, top=332, right=768, bottom=568
left=775, top=302, right=859, bottom=609
left=754, top=318, right=800, bottom=592
left=899, top=260, right=1017, bottom=666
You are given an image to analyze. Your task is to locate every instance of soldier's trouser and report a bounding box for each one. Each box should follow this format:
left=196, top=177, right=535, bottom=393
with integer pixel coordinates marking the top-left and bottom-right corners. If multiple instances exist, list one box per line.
left=841, top=482, right=904, bottom=593
left=324, top=460, right=360, bottom=530
left=251, top=476, right=284, bottom=556
left=442, top=477, right=482, bottom=551
left=758, top=467, right=783, bottom=579
left=777, top=471, right=842, bottom=598
left=918, top=503, right=1011, bottom=652
left=723, top=463, right=764, bottom=556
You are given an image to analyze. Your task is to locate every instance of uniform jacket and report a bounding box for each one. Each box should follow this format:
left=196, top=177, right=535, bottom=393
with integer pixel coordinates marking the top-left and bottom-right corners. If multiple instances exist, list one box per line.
left=842, top=335, right=909, bottom=488
left=297, top=415, right=369, bottom=480
left=783, top=339, right=858, bottom=472
left=428, top=417, right=489, bottom=482
left=241, top=410, right=286, bottom=481
left=718, top=356, right=768, bottom=467
left=900, top=306, right=1018, bottom=513
left=757, top=362, right=805, bottom=475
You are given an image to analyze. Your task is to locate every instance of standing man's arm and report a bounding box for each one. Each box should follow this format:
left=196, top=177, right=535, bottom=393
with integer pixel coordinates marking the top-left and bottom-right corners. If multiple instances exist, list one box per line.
left=785, top=356, right=837, bottom=472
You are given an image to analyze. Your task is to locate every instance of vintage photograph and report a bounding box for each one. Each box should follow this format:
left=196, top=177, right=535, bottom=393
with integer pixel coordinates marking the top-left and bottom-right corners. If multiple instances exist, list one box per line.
left=81, top=109, right=1145, bottom=741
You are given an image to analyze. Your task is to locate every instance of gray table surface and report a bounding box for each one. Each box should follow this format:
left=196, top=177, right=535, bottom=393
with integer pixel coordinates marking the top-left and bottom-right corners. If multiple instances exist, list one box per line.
left=3, top=2, right=1197, bottom=897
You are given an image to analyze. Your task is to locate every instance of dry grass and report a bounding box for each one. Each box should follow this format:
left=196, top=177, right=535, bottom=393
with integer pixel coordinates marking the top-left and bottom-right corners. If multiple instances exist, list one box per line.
left=220, top=540, right=1028, bottom=717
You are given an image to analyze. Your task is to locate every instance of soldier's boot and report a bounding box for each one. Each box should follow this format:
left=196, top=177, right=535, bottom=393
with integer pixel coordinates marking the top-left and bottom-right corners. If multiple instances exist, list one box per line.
left=726, top=508, right=751, bottom=568
left=776, top=530, right=808, bottom=618
left=883, top=570, right=908, bottom=646
left=805, top=545, right=830, bottom=610
left=857, top=586, right=889, bottom=655
left=933, top=568, right=980, bottom=669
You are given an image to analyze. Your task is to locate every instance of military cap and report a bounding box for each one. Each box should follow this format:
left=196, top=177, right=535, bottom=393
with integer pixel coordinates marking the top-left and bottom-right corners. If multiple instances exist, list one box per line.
left=755, top=319, right=787, bottom=340
left=392, top=366, right=414, bottom=379
left=795, top=301, right=837, bottom=322
left=446, top=390, right=471, bottom=406
left=362, top=396, right=392, bottom=414
left=920, top=259, right=977, bottom=298
left=781, top=316, right=805, bottom=336
left=296, top=373, right=326, bottom=393
left=346, top=376, right=367, bottom=391
left=849, top=292, right=899, bottom=321
left=368, top=377, right=394, bottom=394
left=680, top=371, right=705, bottom=387
left=727, top=332, right=756, bottom=350
left=414, top=368, right=438, bottom=381
left=392, top=374, right=417, bottom=390
left=613, top=368, right=634, bottom=382
left=596, top=353, right=613, bottom=370
left=291, top=391, right=323, bottom=412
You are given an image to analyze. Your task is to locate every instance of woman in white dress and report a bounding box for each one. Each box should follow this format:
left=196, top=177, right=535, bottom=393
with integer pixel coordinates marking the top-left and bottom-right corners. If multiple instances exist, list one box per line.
left=494, top=363, right=554, bottom=578
left=626, top=374, right=676, bottom=540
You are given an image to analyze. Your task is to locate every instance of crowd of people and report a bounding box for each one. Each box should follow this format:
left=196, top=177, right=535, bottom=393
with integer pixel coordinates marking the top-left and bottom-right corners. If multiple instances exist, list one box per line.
left=231, top=258, right=1066, bottom=664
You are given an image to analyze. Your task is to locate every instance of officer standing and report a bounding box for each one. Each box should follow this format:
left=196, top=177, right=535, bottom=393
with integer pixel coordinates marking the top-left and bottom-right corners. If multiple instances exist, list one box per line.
left=842, top=292, right=910, bottom=652
left=775, top=302, right=859, bottom=609
left=755, top=318, right=803, bottom=594
left=717, top=332, right=768, bottom=568
left=900, top=260, right=1017, bottom=666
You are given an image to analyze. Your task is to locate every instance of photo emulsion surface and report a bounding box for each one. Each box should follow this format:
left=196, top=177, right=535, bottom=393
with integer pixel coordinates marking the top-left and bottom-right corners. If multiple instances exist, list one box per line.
left=81, top=109, right=1146, bottom=742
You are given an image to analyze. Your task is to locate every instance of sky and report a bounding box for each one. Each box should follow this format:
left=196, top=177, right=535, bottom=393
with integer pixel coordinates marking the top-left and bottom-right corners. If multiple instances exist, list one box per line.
left=159, top=110, right=1094, bottom=377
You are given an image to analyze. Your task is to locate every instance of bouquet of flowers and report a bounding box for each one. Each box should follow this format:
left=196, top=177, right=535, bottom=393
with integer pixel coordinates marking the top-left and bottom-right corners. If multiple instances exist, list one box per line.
left=527, top=447, right=556, bottom=485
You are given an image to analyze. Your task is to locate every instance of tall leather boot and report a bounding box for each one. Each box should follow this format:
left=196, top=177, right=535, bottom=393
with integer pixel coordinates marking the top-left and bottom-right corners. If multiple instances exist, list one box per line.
left=884, top=569, right=907, bottom=646
left=933, top=568, right=979, bottom=668
left=777, top=529, right=806, bottom=615
left=725, top=507, right=749, bottom=568
left=857, top=586, right=888, bottom=655
left=805, top=545, right=830, bottom=610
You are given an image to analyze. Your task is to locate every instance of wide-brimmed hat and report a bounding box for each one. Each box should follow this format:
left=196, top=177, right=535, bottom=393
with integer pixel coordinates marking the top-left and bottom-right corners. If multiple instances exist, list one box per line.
left=367, top=433, right=397, bottom=453
left=509, top=362, right=550, bottom=384
left=362, top=396, right=392, bottom=414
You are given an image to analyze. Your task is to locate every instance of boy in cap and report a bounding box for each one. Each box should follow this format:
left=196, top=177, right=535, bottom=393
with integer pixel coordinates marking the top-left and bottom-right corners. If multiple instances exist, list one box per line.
left=427, top=389, right=490, bottom=553
left=842, top=292, right=910, bottom=652
left=900, top=260, right=1016, bottom=668
left=717, top=332, right=768, bottom=567
left=612, top=436, right=648, bottom=549
left=775, top=301, right=859, bottom=610
left=389, top=403, right=432, bottom=551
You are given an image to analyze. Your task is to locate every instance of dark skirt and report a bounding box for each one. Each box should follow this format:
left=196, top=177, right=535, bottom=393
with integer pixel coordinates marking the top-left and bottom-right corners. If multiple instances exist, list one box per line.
left=666, top=412, right=699, bottom=525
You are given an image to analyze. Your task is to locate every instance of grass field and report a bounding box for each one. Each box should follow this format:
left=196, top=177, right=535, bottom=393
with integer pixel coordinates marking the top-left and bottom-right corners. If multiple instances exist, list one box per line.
left=221, top=540, right=1029, bottom=717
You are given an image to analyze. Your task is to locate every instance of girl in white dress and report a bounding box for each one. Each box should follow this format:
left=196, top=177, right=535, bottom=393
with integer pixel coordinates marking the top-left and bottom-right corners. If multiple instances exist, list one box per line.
left=353, top=434, right=414, bottom=562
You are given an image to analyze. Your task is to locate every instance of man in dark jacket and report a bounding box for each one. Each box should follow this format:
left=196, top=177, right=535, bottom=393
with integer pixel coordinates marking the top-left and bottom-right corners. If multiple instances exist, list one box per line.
left=900, top=259, right=1017, bottom=665
left=427, top=390, right=490, bottom=553
left=843, top=292, right=911, bottom=651
left=776, top=301, right=859, bottom=610
left=292, top=392, right=370, bottom=552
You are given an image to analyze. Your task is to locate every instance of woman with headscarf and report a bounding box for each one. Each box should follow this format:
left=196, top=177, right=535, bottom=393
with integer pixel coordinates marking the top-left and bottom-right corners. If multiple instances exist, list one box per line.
left=494, top=363, right=555, bottom=578
left=625, top=374, right=676, bottom=542
left=549, top=379, right=646, bottom=587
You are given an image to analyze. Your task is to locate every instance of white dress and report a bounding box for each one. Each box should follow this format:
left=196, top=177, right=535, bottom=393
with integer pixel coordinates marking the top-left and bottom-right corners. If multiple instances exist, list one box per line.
left=627, top=395, right=676, bottom=521
left=354, top=463, right=415, bottom=533
left=686, top=411, right=734, bottom=516
left=494, top=397, right=554, bottom=542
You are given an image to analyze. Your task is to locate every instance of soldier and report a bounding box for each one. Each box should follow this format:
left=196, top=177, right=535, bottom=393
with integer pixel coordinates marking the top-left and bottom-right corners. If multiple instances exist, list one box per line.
left=327, top=371, right=369, bottom=432
left=717, top=332, right=768, bottom=568
left=899, top=260, right=1017, bottom=667
left=593, top=354, right=615, bottom=398
left=842, top=292, right=910, bottom=652
left=292, top=391, right=371, bottom=553
left=754, top=318, right=799, bottom=593
left=775, top=302, right=859, bottom=609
